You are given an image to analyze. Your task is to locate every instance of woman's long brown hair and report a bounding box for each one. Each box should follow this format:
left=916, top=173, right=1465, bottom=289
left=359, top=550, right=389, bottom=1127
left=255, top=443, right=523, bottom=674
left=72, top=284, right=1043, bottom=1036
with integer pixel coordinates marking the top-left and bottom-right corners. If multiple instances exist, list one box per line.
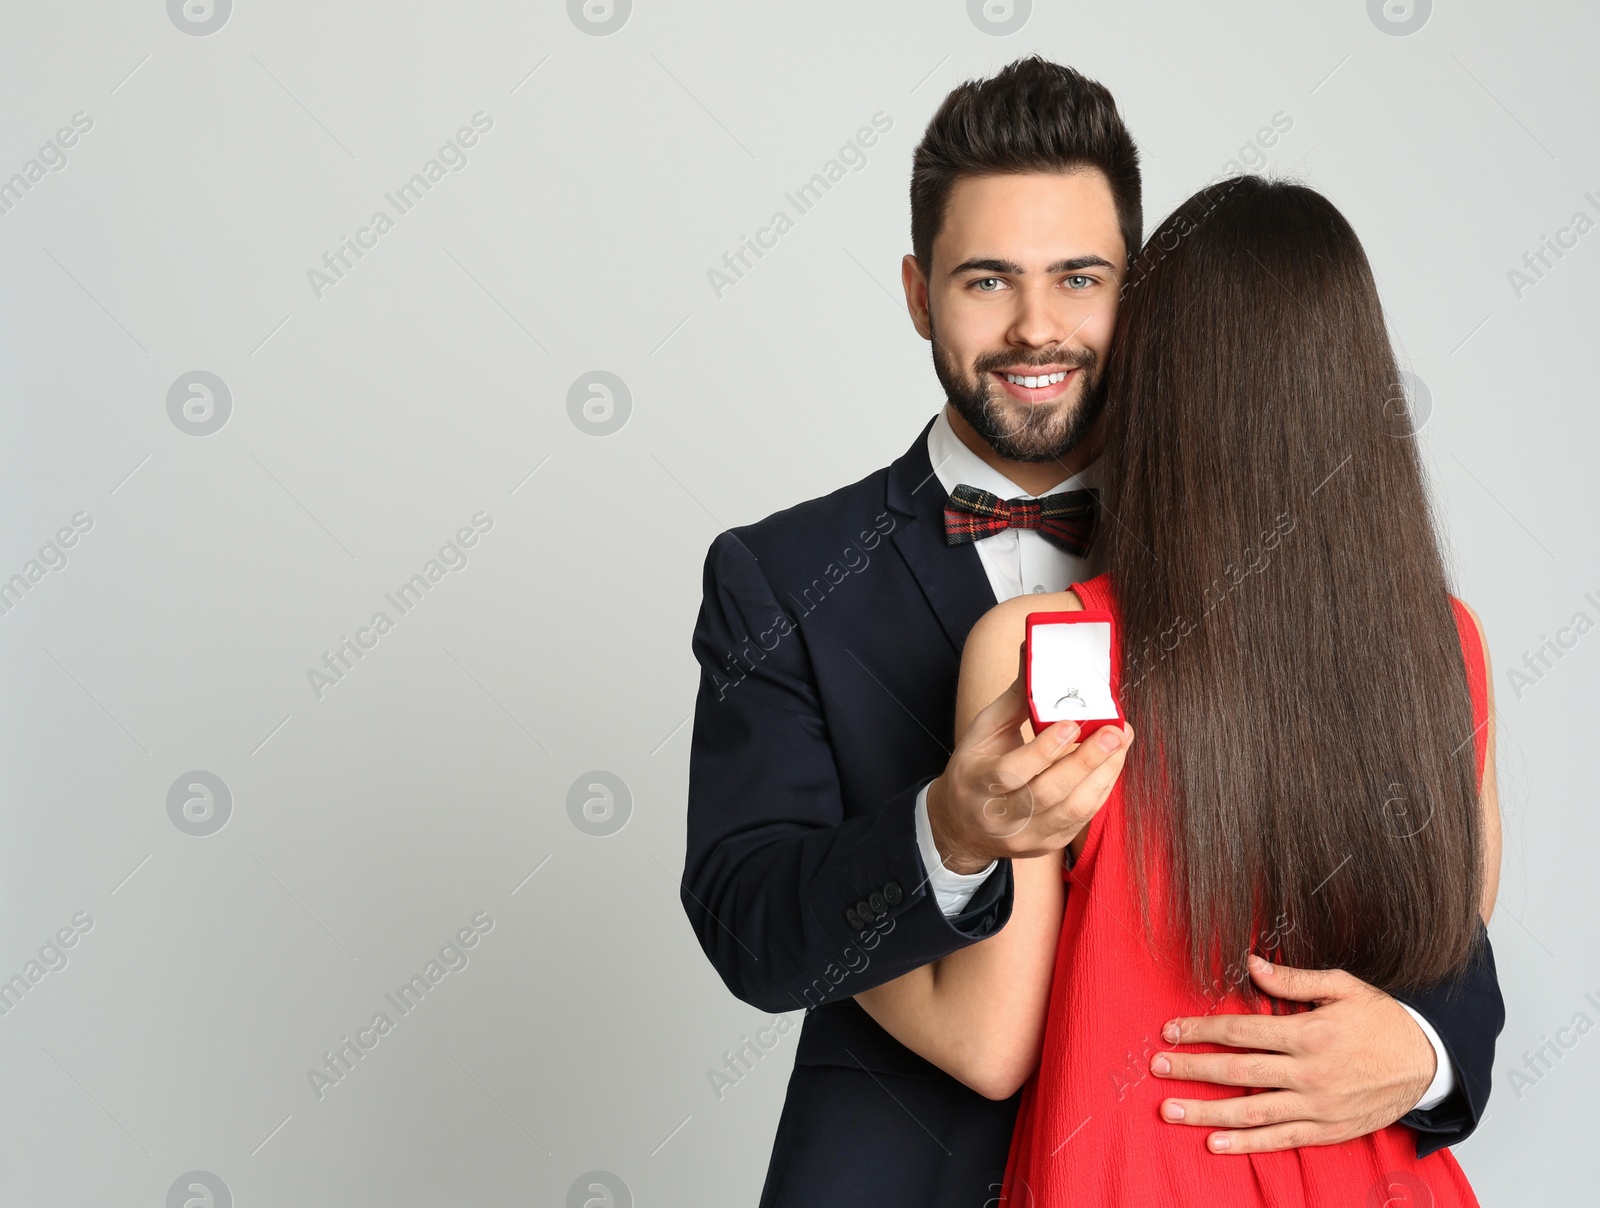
left=1098, top=176, right=1484, bottom=999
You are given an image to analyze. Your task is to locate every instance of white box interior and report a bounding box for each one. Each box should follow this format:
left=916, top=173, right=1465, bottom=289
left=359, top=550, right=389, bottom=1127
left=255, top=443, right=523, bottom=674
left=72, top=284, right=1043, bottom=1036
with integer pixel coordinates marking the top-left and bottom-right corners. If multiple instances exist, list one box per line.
left=1029, top=619, right=1116, bottom=722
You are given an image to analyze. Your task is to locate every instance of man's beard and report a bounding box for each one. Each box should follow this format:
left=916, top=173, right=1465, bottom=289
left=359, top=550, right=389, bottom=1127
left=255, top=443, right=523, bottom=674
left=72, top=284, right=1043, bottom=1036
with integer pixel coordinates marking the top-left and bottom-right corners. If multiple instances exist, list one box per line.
left=930, top=325, right=1107, bottom=464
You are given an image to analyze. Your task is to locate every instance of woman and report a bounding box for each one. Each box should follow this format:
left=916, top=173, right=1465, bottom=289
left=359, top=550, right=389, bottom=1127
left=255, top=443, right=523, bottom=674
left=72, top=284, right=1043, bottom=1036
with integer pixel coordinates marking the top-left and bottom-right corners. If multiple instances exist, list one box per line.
left=856, top=176, right=1500, bottom=1206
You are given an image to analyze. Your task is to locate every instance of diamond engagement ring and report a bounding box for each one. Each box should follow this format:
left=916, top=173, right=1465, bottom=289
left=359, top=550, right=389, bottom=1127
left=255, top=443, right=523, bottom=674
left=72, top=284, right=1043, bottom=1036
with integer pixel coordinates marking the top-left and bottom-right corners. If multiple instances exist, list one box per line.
left=1054, top=688, right=1085, bottom=709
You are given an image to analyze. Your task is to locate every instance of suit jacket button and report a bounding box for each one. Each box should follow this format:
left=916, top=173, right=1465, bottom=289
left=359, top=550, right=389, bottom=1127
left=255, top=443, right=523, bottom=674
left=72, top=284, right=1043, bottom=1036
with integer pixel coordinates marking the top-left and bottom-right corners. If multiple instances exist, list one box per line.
left=856, top=898, right=874, bottom=923
left=868, top=890, right=887, bottom=916
left=845, top=907, right=862, bottom=930
left=883, top=880, right=902, bottom=905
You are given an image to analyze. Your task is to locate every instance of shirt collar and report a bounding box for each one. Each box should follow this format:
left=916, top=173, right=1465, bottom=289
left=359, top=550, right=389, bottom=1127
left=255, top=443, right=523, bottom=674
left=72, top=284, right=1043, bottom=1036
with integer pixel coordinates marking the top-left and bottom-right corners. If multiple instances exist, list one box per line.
left=925, top=404, right=1099, bottom=500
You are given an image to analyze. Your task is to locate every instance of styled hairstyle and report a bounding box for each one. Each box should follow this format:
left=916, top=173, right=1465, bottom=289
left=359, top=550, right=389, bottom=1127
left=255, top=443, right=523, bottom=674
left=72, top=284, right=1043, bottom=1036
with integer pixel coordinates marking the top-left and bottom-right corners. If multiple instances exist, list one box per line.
left=910, top=56, right=1143, bottom=272
left=1099, top=176, right=1484, bottom=998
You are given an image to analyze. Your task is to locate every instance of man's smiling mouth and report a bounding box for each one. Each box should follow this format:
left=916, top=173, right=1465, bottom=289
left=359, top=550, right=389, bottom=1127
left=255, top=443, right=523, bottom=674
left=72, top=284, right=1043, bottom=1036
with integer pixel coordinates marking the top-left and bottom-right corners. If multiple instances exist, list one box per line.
left=991, top=366, right=1076, bottom=402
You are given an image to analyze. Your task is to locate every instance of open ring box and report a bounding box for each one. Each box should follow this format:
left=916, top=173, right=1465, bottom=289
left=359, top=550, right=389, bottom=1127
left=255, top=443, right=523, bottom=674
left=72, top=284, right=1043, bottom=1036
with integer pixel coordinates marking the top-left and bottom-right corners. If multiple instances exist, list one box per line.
left=1024, top=609, right=1123, bottom=740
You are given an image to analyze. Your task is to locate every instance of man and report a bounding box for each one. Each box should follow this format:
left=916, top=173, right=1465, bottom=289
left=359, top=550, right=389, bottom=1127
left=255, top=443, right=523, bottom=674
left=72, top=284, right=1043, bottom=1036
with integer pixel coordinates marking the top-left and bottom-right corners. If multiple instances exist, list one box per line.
left=681, top=57, right=1502, bottom=1207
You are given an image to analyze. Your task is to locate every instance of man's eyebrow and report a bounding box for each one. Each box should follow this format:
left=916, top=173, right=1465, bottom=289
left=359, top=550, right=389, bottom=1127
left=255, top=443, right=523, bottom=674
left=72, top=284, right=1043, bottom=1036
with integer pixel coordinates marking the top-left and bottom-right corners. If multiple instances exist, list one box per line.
left=949, top=257, right=1023, bottom=276
left=1047, top=255, right=1117, bottom=273
left=948, top=254, right=1118, bottom=277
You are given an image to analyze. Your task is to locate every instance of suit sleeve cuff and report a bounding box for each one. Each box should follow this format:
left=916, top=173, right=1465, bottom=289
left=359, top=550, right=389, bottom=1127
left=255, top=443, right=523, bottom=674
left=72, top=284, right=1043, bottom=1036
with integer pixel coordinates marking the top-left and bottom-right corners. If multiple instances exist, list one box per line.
left=1400, top=1003, right=1458, bottom=1112
left=913, top=780, right=1000, bottom=917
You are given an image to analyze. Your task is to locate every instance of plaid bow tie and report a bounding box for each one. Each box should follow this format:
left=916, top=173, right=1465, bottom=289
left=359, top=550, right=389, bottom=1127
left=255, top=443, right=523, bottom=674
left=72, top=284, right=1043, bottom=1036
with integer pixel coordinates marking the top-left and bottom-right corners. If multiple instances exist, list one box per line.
left=943, top=482, right=1101, bottom=557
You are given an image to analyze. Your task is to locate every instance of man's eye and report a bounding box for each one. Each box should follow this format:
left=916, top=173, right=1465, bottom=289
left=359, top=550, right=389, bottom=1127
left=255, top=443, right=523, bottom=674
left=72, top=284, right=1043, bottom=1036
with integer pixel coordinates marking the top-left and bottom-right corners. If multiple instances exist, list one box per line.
left=972, top=277, right=1005, bottom=292
left=1065, top=275, right=1094, bottom=289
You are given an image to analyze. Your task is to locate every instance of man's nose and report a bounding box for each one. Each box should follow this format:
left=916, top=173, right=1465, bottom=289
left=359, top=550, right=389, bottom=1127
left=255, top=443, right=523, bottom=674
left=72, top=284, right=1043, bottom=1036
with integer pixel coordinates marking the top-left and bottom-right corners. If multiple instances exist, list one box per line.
left=1007, top=282, right=1076, bottom=350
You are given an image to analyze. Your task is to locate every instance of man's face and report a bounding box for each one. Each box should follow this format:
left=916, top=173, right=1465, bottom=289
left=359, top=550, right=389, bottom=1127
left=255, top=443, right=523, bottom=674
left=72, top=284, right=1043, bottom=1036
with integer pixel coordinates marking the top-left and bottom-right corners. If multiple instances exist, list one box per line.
left=903, top=170, right=1125, bottom=462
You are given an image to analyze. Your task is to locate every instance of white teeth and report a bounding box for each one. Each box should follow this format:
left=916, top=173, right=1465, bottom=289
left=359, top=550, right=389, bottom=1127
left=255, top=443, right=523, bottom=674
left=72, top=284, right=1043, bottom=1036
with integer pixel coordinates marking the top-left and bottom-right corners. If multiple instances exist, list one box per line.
left=1004, top=371, right=1067, bottom=387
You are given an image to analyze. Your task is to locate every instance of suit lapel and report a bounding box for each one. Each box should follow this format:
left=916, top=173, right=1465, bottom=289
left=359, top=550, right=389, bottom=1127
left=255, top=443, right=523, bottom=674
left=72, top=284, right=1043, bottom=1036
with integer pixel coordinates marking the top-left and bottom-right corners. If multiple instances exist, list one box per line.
left=885, top=416, right=997, bottom=657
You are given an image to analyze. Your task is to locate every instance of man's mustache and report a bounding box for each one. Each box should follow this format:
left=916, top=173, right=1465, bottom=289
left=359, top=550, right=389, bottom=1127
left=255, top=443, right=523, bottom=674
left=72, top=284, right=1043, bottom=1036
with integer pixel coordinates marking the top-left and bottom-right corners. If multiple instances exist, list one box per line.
left=972, top=347, right=1098, bottom=374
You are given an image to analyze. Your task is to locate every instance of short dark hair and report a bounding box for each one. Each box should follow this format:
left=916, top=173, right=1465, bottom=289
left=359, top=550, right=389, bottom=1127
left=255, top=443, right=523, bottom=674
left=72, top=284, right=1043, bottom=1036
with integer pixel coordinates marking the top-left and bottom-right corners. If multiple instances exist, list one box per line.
left=910, top=56, right=1142, bottom=273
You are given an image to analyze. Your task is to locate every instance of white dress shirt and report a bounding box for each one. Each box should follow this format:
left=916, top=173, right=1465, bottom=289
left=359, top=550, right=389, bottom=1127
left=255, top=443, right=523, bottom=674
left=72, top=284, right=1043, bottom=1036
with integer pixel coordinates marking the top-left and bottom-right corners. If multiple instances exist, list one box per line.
left=909, top=405, right=1456, bottom=1112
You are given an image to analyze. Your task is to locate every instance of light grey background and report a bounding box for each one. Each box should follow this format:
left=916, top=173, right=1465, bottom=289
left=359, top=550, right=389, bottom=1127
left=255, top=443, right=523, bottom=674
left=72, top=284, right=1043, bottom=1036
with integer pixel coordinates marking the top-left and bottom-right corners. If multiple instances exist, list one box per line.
left=1, top=1, right=1595, bottom=1204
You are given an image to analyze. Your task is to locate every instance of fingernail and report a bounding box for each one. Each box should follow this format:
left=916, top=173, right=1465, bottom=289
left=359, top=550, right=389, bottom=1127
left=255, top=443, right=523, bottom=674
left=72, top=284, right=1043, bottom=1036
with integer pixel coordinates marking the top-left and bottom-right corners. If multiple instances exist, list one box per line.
left=1097, top=728, right=1122, bottom=751
left=1058, top=722, right=1080, bottom=744
left=1162, top=1021, right=1180, bottom=1043
left=1211, top=1135, right=1231, bottom=1152
left=1250, top=954, right=1273, bottom=975
left=1163, top=1101, right=1185, bottom=1120
left=1150, top=1055, right=1170, bottom=1075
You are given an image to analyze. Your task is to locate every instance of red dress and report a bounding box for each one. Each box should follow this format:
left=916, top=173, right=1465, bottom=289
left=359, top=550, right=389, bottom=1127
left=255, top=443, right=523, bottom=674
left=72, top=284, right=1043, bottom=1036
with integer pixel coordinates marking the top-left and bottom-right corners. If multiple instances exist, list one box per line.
left=1001, top=573, right=1488, bottom=1208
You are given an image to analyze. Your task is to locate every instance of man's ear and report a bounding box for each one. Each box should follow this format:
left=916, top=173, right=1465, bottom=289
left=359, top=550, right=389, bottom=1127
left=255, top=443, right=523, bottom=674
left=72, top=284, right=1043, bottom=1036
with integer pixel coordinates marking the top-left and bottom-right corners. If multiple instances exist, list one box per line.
left=901, top=253, right=933, bottom=341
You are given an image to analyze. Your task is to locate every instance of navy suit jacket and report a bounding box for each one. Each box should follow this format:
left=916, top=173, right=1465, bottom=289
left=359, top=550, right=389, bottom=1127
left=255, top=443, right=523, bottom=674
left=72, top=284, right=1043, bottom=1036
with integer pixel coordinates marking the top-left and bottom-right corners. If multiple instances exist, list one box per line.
left=681, top=416, right=1503, bottom=1204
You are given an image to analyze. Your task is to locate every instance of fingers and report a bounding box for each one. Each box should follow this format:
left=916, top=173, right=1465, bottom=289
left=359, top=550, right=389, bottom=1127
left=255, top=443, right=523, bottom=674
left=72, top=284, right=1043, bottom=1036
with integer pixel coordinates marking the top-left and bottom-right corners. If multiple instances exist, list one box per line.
left=978, top=723, right=1130, bottom=854
left=971, top=775, right=1043, bottom=843
left=1192, top=1120, right=1339, bottom=1155
left=1247, top=956, right=1359, bottom=1004
left=967, top=639, right=1090, bottom=761
left=966, top=638, right=1118, bottom=766
left=1160, top=1012, right=1294, bottom=1055
left=956, top=720, right=1114, bottom=851
left=1149, top=1049, right=1297, bottom=1092
left=1023, top=723, right=1133, bottom=828
left=1157, top=1089, right=1310, bottom=1132
left=983, top=716, right=1084, bottom=792
left=946, top=700, right=1088, bottom=854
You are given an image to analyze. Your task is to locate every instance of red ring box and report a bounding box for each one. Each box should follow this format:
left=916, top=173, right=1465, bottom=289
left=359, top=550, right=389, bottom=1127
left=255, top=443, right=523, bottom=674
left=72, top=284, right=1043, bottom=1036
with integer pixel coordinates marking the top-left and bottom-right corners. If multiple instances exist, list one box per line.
left=1024, top=609, right=1122, bottom=740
